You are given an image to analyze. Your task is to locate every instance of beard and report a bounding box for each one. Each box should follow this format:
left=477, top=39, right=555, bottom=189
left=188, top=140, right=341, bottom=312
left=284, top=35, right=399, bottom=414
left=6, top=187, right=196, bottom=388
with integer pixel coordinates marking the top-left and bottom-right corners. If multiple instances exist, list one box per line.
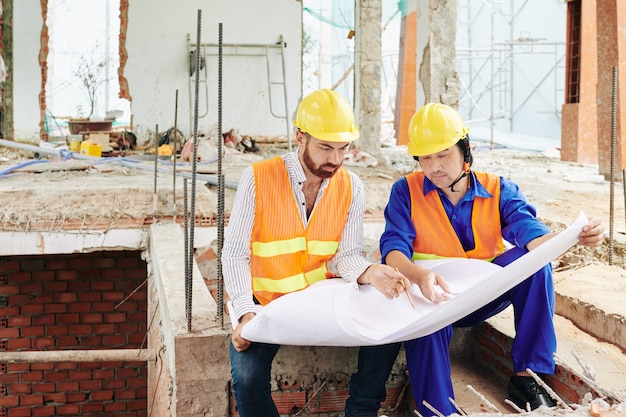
left=302, top=142, right=341, bottom=179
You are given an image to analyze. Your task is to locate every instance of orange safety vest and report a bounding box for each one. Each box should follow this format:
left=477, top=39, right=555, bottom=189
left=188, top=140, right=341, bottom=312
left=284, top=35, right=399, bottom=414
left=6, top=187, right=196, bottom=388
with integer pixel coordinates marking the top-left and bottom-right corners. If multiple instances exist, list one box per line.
left=250, top=156, right=352, bottom=305
left=406, top=171, right=504, bottom=260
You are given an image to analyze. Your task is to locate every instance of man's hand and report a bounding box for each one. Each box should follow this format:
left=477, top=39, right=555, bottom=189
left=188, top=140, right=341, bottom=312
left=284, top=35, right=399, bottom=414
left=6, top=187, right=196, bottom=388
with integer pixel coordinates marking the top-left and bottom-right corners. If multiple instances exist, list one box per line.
left=358, top=264, right=411, bottom=299
left=579, top=217, right=604, bottom=247
left=231, top=312, right=255, bottom=352
left=414, top=268, right=452, bottom=304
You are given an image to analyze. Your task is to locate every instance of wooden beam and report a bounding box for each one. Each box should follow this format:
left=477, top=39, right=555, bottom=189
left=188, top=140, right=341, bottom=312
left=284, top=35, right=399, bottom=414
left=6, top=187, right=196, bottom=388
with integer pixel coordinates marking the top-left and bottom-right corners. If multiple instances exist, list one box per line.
left=0, top=349, right=154, bottom=363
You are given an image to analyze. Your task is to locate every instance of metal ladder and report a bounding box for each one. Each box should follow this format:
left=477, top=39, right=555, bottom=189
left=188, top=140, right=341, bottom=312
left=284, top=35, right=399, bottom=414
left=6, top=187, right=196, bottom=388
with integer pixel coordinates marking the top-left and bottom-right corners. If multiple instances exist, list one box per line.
left=187, top=34, right=292, bottom=150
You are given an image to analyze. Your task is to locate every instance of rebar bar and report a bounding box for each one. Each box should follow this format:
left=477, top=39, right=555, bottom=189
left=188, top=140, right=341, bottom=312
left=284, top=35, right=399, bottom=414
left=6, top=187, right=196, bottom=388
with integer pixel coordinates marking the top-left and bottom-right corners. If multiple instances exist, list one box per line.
left=186, top=9, right=203, bottom=332
left=154, top=124, right=159, bottom=219
left=173, top=89, right=179, bottom=220
left=216, top=22, right=225, bottom=328
left=609, top=65, right=617, bottom=265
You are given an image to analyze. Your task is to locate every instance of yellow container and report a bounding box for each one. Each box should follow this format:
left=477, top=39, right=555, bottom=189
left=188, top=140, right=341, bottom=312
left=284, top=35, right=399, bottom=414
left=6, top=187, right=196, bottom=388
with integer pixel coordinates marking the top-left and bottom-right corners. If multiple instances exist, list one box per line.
left=80, top=140, right=102, bottom=157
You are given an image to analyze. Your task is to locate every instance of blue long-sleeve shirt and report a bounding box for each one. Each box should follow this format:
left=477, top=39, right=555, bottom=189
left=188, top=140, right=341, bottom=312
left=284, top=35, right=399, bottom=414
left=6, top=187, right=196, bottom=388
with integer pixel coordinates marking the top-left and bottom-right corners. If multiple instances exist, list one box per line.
left=380, top=171, right=551, bottom=262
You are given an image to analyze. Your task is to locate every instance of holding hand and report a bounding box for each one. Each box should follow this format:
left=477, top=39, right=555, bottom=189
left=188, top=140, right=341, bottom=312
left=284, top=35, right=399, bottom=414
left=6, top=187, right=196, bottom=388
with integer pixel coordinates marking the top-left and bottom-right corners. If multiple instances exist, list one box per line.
left=359, top=264, right=411, bottom=300
left=578, top=217, right=604, bottom=247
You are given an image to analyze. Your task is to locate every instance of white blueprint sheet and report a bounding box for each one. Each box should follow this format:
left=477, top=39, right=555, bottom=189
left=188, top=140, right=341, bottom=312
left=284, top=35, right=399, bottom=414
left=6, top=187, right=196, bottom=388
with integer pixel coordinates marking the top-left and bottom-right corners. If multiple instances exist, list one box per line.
left=239, top=211, right=588, bottom=346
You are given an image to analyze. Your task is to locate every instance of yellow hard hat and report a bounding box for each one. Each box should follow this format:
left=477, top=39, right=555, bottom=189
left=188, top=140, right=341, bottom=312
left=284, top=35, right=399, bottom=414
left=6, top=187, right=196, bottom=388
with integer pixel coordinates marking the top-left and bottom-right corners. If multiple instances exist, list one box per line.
left=293, top=89, right=360, bottom=142
left=407, top=103, right=470, bottom=157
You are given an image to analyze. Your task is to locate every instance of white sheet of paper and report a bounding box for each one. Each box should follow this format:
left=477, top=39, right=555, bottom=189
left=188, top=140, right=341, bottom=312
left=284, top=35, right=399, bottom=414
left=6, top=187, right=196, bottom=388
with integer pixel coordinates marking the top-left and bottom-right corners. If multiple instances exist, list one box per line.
left=240, top=211, right=588, bottom=346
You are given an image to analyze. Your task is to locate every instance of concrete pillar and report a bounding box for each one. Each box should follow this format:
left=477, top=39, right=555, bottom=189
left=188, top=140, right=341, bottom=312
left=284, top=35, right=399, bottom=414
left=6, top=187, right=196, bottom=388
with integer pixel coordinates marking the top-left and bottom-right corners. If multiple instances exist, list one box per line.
left=355, top=0, right=382, bottom=157
left=561, top=0, right=598, bottom=165
left=596, top=0, right=626, bottom=176
left=394, top=0, right=417, bottom=146
left=416, top=0, right=459, bottom=108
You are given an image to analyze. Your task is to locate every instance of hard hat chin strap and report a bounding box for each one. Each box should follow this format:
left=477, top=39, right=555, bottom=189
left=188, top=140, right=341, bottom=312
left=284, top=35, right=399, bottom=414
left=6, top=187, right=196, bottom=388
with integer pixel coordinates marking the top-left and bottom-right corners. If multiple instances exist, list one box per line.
left=448, top=162, right=470, bottom=193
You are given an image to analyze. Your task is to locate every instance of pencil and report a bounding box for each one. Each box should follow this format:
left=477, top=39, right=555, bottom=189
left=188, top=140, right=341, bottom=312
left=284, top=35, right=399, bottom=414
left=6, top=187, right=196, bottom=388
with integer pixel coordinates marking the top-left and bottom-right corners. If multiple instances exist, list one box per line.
left=396, top=267, right=415, bottom=309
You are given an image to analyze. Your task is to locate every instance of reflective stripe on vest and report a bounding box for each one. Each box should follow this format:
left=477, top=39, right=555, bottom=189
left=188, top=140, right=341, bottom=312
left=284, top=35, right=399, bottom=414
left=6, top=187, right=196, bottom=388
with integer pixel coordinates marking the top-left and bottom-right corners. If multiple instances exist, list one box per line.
left=251, top=156, right=351, bottom=305
left=406, top=171, right=504, bottom=260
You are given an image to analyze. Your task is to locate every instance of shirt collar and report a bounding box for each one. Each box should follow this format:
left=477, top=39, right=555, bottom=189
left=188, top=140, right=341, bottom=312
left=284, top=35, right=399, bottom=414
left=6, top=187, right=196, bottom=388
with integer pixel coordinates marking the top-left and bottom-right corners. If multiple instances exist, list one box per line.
left=283, top=151, right=329, bottom=189
left=423, top=171, right=493, bottom=199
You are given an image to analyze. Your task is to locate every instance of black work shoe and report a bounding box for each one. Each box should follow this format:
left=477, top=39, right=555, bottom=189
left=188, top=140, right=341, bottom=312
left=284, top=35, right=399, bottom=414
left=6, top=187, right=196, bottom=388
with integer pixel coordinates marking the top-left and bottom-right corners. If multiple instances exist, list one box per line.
left=507, top=375, right=557, bottom=410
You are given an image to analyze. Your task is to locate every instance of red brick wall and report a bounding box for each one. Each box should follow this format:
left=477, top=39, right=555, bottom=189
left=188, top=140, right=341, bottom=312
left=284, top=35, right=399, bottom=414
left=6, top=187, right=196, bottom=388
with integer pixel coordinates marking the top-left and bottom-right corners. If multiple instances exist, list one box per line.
left=0, top=251, right=148, bottom=416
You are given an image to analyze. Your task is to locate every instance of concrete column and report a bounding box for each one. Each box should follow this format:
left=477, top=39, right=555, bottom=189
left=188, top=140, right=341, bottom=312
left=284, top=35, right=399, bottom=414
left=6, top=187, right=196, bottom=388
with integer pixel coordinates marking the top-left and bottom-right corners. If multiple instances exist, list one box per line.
left=355, top=0, right=382, bottom=157
left=561, top=0, right=598, bottom=165
left=394, top=0, right=417, bottom=146
left=596, top=0, right=626, bottom=176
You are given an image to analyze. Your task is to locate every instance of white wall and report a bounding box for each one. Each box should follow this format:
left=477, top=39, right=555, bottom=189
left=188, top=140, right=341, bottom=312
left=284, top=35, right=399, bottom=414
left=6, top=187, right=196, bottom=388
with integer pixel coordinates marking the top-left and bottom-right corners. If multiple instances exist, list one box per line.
left=126, top=0, right=303, bottom=144
left=14, top=0, right=44, bottom=141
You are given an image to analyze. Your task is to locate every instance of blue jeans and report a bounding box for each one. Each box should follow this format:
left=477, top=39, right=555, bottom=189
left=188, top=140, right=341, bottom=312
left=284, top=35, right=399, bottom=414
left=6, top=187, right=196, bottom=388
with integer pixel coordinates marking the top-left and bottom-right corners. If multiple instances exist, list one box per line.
left=345, top=343, right=402, bottom=417
left=230, top=341, right=401, bottom=417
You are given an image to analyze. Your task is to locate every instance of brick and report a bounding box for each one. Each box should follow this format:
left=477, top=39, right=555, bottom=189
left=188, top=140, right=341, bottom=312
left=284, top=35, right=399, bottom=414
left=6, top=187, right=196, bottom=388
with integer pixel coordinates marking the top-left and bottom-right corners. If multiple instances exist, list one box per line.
left=21, top=305, right=44, bottom=315
left=93, top=258, right=116, bottom=269
left=55, top=336, right=79, bottom=347
left=42, top=304, right=66, bottom=314
left=31, top=383, right=55, bottom=393
left=31, top=316, right=54, bottom=326
left=91, top=390, right=113, bottom=401
left=44, top=392, right=67, bottom=403
left=6, top=316, right=27, bottom=327
left=7, top=407, right=31, bottom=417
left=55, top=404, right=79, bottom=415
left=0, top=287, right=18, bottom=295
left=44, top=259, right=67, bottom=270
left=93, top=324, right=115, bottom=335
left=55, top=382, right=79, bottom=391
left=105, top=313, right=127, bottom=323
left=30, top=364, right=53, bottom=371
left=55, top=270, right=78, bottom=281
left=0, top=261, right=19, bottom=273
left=20, top=327, right=44, bottom=337
left=7, top=384, right=31, bottom=394
left=44, top=371, right=69, bottom=382
left=128, top=398, right=147, bottom=411
left=92, top=302, right=115, bottom=313
left=21, top=283, right=44, bottom=293
left=104, top=401, right=127, bottom=412
left=0, top=307, right=19, bottom=317
left=68, top=370, right=91, bottom=381
left=68, top=258, right=92, bottom=270
left=126, top=269, right=148, bottom=279
left=53, top=293, right=77, bottom=303
left=78, top=292, right=101, bottom=302
left=93, top=369, right=115, bottom=379
left=78, top=379, right=102, bottom=390
left=67, top=302, right=91, bottom=313
left=69, top=324, right=92, bottom=335
left=32, top=338, right=55, bottom=349
left=32, top=270, right=55, bottom=281
left=7, top=339, right=31, bottom=350
left=21, top=372, right=43, bottom=383
left=0, top=395, right=20, bottom=407
left=31, top=405, right=55, bottom=416
left=80, top=403, right=104, bottom=413
left=19, top=394, right=43, bottom=406
left=103, top=335, right=127, bottom=346
left=66, top=392, right=88, bottom=403
left=0, top=329, right=18, bottom=338
left=102, top=269, right=125, bottom=279
left=45, top=325, right=68, bottom=337
left=56, top=313, right=79, bottom=324
left=116, top=256, right=141, bottom=268
left=80, top=313, right=103, bottom=324
left=30, top=294, right=53, bottom=305
left=8, top=272, right=32, bottom=282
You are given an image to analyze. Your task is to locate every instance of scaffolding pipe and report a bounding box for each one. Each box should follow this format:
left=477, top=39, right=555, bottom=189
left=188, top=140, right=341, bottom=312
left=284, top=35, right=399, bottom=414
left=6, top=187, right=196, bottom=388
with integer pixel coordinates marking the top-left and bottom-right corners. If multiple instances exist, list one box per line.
left=0, top=349, right=154, bottom=363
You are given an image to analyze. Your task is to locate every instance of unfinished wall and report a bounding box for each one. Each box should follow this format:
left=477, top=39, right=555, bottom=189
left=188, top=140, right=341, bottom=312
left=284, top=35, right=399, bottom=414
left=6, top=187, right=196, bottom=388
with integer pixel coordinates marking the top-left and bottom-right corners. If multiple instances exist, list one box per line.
left=125, top=0, right=303, bottom=144
left=0, top=251, right=148, bottom=416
